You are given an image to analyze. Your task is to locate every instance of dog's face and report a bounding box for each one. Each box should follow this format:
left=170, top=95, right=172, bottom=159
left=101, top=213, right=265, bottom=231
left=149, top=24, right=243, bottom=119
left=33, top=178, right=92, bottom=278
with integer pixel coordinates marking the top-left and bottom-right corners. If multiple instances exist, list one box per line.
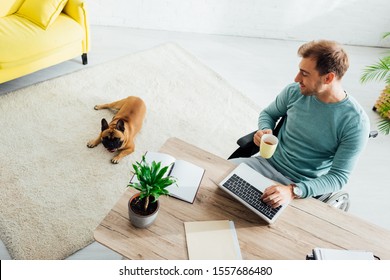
left=100, top=118, right=125, bottom=153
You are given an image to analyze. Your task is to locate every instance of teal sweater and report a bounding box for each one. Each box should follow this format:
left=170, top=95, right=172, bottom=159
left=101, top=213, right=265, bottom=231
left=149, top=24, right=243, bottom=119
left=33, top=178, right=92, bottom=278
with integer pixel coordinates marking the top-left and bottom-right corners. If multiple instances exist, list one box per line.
left=258, top=83, right=370, bottom=198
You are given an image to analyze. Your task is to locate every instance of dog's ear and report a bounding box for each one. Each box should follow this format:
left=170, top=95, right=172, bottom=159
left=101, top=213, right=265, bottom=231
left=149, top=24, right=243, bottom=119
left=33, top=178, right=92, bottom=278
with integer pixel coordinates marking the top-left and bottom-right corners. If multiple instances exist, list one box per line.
left=101, top=118, right=109, bottom=131
left=116, top=119, right=125, bottom=132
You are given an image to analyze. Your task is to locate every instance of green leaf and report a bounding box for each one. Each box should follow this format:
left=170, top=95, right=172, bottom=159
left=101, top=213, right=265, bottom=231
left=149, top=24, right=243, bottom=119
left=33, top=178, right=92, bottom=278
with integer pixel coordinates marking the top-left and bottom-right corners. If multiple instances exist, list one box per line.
left=155, top=165, right=170, bottom=182
left=127, top=155, right=178, bottom=201
left=378, top=118, right=390, bottom=135
left=150, top=161, right=161, bottom=182
left=360, top=59, right=390, bottom=84
left=382, top=32, right=390, bottom=39
left=360, top=32, right=390, bottom=85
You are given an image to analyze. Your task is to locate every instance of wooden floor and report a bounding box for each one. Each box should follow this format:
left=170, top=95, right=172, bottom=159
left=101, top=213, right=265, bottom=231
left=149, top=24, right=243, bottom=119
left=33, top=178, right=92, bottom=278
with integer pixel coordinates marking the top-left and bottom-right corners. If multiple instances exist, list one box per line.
left=1, top=25, right=389, bottom=259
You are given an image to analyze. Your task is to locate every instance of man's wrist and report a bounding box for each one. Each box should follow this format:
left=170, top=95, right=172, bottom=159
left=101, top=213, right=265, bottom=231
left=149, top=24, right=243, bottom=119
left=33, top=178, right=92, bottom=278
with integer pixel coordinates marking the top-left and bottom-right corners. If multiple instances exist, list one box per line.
left=290, top=183, right=302, bottom=199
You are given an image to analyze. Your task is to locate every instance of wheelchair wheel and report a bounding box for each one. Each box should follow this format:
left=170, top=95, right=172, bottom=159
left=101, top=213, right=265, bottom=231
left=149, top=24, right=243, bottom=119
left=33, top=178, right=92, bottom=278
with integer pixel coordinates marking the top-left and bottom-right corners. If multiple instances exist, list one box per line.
left=323, top=191, right=350, bottom=212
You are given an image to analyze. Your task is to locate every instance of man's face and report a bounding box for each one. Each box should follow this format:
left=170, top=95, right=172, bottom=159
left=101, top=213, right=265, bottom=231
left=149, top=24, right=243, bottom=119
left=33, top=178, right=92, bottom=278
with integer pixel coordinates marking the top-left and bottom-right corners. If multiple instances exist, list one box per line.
left=294, top=57, right=326, bottom=96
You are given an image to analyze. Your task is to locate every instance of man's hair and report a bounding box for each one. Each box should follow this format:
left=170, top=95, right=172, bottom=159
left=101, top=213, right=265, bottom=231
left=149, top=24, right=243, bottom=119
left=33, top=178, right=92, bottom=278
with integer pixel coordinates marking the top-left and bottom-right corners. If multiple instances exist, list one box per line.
left=297, top=40, right=349, bottom=78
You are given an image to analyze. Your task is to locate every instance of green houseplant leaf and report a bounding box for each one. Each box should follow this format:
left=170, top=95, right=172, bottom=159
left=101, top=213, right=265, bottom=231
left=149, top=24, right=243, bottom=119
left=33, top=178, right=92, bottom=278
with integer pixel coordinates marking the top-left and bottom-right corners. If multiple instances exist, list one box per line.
left=360, top=32, right=390, bottom=135
left=128, top=155, right=177, bottom=211
left=360, top=58, right=390, bottom=85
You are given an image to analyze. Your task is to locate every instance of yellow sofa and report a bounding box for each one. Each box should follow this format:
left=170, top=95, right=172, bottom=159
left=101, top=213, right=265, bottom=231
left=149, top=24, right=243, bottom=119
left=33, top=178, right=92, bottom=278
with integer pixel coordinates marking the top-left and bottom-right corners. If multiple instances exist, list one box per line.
left=0, top=0, right=90, bottom=84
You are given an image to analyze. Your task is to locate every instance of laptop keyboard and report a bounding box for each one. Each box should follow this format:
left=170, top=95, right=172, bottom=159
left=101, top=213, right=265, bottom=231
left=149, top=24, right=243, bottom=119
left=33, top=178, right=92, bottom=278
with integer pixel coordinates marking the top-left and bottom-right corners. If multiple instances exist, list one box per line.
left=222, top=174, right=282, bottom=219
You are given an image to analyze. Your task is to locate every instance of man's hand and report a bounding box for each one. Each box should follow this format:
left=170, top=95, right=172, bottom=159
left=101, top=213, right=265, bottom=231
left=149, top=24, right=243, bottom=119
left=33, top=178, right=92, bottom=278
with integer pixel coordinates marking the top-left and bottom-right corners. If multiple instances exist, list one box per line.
left=261, top=184, right=294, bottom=208
left=253, top=129, right=273, bottom=146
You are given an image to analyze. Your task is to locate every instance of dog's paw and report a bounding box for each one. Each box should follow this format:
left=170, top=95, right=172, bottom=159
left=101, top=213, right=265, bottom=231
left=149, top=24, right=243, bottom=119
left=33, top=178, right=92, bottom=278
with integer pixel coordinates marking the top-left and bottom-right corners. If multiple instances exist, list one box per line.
left=111, top=157, right=120, bottom=164
left=87, top=140, right=97, bottom=148
left=94, top=105, right=101, bottom=110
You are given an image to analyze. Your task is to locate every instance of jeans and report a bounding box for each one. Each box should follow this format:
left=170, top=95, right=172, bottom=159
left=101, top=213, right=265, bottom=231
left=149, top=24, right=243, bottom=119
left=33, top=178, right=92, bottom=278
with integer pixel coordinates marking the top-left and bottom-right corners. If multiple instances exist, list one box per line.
left=229, top=156, right=293, bottom=186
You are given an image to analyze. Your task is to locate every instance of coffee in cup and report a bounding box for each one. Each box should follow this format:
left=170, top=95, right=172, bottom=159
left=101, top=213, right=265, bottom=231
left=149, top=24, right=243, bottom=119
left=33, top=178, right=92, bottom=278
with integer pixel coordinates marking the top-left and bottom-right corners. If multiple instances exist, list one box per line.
left=260, top=134, right=278, bottom=159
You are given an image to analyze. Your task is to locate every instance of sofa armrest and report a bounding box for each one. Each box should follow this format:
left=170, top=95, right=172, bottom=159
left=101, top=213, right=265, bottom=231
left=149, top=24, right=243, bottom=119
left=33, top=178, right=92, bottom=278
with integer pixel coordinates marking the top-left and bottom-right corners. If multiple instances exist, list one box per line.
left=63, top=0, right=90, bottom=53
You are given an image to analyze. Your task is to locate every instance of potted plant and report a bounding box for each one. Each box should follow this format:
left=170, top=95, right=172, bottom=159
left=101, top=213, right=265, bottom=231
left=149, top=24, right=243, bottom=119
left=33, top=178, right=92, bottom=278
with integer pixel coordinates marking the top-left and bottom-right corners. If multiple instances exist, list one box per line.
left=360, top=32, right=390, bottom=135
left=127, top=155, right=177, bottom=228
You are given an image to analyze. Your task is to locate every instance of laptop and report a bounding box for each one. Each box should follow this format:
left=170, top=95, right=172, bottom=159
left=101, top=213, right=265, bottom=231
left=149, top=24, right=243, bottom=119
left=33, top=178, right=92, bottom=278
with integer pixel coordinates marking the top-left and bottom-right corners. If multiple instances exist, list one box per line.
left=218, top=163, right=288, bottom=224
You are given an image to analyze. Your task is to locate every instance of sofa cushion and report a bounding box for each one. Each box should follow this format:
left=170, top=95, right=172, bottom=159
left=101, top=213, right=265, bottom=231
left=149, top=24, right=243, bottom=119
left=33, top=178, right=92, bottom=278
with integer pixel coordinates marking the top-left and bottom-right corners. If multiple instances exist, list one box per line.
left=16, top=0, right=68, bottom=29
left=0, top=0, right=25, bottom=17
left=0, top=14, right=82, bottom=69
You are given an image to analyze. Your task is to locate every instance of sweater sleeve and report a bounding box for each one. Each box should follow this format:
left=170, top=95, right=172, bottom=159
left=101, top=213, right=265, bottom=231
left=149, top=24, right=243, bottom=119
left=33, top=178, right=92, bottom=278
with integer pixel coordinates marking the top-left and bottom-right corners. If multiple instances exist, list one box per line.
left=258, top=84, right=292, bottom=130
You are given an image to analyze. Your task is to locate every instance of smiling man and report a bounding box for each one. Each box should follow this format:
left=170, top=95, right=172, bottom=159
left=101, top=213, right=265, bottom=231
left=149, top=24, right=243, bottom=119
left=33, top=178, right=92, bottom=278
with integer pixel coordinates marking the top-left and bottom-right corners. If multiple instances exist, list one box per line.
left=231, top=40, right=370, bottom=208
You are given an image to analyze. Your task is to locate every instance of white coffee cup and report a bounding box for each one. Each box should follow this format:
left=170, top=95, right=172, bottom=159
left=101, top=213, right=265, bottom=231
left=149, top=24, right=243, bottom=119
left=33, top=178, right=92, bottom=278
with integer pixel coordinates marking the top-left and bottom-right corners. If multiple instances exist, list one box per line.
left=260, top=134, right=278, bottom=159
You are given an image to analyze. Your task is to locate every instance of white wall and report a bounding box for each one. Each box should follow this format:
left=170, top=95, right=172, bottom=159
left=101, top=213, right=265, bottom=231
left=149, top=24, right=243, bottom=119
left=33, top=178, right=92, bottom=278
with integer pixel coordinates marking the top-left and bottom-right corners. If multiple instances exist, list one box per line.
left=87, top=0, right=390, bottom=47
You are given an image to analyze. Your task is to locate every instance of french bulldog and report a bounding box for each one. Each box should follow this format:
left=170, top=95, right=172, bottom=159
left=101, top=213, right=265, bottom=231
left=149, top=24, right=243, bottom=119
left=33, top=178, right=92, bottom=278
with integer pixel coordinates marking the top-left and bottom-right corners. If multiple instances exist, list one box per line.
left=87, top=96, right=146, bottom=164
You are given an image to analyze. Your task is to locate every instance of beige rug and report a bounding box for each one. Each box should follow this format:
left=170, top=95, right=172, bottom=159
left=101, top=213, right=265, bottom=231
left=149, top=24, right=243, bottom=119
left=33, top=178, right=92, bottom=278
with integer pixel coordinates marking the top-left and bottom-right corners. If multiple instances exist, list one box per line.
left=0, top=43, right=260, bottom=259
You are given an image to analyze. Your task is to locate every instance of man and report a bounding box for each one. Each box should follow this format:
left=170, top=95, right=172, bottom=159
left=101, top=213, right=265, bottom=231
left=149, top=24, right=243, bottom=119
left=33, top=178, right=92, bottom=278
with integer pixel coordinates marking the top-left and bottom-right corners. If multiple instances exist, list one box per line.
left=231, top=40, right=370, bottom=208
